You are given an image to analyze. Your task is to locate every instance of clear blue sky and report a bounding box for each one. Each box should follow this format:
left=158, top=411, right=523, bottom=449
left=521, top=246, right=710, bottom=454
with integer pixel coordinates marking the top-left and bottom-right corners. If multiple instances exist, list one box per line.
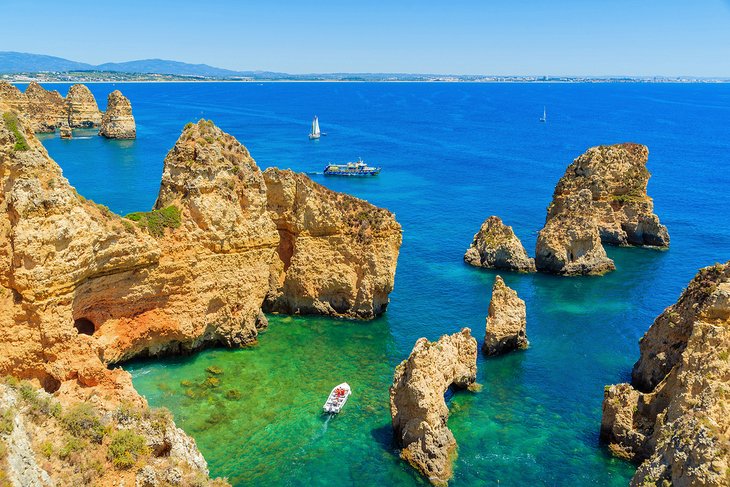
left=4, top=0, right=730, bottom=76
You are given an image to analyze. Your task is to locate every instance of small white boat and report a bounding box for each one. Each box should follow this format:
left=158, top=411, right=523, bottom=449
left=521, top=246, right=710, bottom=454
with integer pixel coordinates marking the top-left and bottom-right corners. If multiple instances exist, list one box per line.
left=309, top=116, right=321, bottom=140
left=540, top=106, right=547, bottom=123
left=323, top=383, right=351, bottom=414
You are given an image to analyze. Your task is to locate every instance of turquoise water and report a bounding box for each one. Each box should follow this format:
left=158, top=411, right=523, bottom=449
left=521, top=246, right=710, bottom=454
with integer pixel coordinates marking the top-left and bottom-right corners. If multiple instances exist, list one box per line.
left=31, top=82, right=730, bottom=485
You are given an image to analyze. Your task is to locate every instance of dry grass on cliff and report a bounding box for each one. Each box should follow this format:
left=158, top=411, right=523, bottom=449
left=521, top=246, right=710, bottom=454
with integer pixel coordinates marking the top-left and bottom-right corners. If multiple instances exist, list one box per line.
left=0, top=378, right=227, bottom=486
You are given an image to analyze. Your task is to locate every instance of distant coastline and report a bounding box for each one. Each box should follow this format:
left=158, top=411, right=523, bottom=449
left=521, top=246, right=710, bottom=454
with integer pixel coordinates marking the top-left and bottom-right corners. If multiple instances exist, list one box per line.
left=4, top=72, right=729, bottom=84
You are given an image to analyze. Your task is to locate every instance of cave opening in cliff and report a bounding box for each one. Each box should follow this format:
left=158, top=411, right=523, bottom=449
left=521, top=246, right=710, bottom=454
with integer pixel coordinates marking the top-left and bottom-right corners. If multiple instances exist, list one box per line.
left=74, top=317, right=95, bottom=335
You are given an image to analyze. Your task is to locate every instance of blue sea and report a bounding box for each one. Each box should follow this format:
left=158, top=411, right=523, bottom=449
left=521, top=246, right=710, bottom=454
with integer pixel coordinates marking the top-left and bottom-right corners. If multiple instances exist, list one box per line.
left=29, top=82, right=730, bottom=486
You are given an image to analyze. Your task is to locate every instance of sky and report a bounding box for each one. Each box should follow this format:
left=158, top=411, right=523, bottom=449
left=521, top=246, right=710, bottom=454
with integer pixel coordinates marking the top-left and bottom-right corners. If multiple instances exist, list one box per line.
left=2, top=0, right=730, bottom=76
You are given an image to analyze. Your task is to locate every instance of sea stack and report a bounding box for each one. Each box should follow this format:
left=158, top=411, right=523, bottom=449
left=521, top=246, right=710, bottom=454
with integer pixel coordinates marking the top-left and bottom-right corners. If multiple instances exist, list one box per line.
left=483, top=276, right=528, bottom=355
left=535, top=143, right=669, bottom=275
left=464, top=216, right=536, bottom=273
left=601, top=261, right=730, bottom=486
left=66, top=84, right=102, bottom=127
left=535, top=189, right=616, bottom=275
left=390, top=328, right=477, bottom=485
left=99, top=90, right=136, bottom=139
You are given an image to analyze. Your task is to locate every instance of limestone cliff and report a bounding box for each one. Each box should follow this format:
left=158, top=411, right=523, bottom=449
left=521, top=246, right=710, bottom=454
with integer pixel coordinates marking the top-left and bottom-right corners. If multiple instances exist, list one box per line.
left=66, top=84, right=102, bottom=128
left=464, top=216, right=535, bottom=273
left=24, top=82, right=67, bottom=133
left=390, top=328, right=477, bottom=486
left=535, top=189, right=616, bottom=275
left=601, top=262, right=730, bottom=486
left=536, top=144, right=669, bottom=275
left=0, top=113, right=401, bottom=485
left=0, top=82, right=107, bottom=133
left=99, top=90, right=136, bottom=139
left=483, top=276, right=528, bottom=355
left=263, top=167, right=402, bottom=318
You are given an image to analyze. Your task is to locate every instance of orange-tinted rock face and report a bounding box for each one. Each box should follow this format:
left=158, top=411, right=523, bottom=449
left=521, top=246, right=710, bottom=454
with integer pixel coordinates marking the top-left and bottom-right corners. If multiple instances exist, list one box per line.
left=0, top=116, right=401, bottom=398
left=24, top=82, right=67, bottom=132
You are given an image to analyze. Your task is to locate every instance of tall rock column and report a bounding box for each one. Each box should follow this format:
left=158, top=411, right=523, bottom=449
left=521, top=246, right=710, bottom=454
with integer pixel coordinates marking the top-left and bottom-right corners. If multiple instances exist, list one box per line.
left=390, top=328, right=477, bottom=485
left=99, top=90, right=136, bottom=139
left=483, top=276, right=528, bottom=355
left=66, top=84, right=102, bottom=127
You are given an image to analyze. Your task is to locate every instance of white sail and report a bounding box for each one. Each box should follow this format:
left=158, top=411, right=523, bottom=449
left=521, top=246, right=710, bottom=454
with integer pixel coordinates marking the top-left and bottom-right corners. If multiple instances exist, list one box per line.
left=313, top=116, right=320, bottom=135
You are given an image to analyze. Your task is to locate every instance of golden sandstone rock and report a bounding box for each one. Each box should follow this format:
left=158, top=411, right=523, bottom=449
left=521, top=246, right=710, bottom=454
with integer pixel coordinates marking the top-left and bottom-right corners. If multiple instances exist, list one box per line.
left=390, top=328, right=477, bottom=485
left=601, top=261, right=730, bottom=486
left=464, top=216, right=535, bottom=273
left=0, top=81, right=106, bottom=133
left=99, top=90, right=136, bottom=139
left=483, top=276, right=528, bottom=355
left=536, top=143, right=669, bottom=275
left=0, top=113, right=401, bottom=484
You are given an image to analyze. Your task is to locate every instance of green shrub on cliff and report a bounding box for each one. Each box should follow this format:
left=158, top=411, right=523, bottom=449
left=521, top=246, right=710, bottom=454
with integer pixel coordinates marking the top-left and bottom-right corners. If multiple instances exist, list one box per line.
left=0, top=408, right=13, bottom=434
left=2, top=112, right=30, bottom=151
left=124, top=205, right=181, bottom=237
left=62, top=403, right=106, bottom=443
left=107, top=429, right=149, bottom=469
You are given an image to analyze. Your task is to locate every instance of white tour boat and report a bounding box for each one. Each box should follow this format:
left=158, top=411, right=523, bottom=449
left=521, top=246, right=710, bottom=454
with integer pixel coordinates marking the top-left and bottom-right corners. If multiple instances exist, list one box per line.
left=323, top=383, right=351, bottom=414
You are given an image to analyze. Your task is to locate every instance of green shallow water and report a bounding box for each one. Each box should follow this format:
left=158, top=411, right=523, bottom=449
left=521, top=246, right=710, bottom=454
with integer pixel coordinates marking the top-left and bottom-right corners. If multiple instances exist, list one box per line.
left=126, top=313, right=634, bottom=486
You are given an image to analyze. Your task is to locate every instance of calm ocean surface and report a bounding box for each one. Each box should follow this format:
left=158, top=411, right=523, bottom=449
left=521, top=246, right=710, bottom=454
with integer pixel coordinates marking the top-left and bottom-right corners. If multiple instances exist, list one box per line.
left=30, top=82, right=730, bottom=486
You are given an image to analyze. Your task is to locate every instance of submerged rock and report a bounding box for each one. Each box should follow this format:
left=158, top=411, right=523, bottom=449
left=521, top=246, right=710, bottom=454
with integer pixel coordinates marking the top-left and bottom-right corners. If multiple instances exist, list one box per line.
left=390, top=328, right=477, bottom=485
left=99, top=90, right=136, bottom=139
left=601, top=261, right=730, bottom=486
left=535, top=189, right=615, bottom=275
left=66, top=84, right=102, bottom=127
left=464, top=216, right=535, bottom=272
left=483, top=276, right=528, bottom=355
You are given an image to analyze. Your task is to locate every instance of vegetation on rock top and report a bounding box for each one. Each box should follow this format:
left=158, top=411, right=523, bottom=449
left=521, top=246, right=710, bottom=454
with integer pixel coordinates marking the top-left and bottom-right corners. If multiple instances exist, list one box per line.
left=125, top=205, right=181, bottom=237
left=2, top=111, right=30, bottom=151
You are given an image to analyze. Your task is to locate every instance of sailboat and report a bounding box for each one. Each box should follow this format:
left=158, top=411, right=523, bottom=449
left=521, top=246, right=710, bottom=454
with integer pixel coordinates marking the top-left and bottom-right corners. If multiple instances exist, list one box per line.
left=540, top=106, right=547, bottom=123
left=309, top=116, right=321, bottom=140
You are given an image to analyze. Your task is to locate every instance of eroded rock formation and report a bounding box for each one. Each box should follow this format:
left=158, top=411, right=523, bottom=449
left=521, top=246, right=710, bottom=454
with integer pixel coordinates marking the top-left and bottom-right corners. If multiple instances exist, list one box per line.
left=66, top=84, right=102, bottom=128
left=390, top=328, right=477, bottom=485
left=535, top=189, right=616, bottom=275
left=601, top=261, right=730, bottom=486
left=99, top=90, right=136, bottom=139
left=536, top=144, right=669, bottom=275
left=0, top=112, right=401, bottom=484
left=0, top=81, right=108, bottom=133
left=464, top=216, right=535, bottom=273
left=24, top=82, right=67, bottom=133
left=483, top=276, right=528, bottom=355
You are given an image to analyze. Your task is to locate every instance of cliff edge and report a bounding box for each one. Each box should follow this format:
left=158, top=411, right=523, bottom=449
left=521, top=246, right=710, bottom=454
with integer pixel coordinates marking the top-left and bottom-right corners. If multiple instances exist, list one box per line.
left=601, top=261, right=730, bottom=486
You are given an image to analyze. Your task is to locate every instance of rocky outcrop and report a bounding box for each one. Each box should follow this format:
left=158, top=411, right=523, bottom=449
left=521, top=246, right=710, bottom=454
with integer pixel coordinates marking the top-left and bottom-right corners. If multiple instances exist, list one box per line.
left=0, top=113, right=400, bottom=390
left=390, top=328, right=477, bottom=485
left=464, top=216, right=535, bottom=273
left=24, top=82, right=67, bottom=133
left=536, top=144, right=669, bottom=275
left=66, top=84, right=102, bottom=128
left=535, top=189, right=616, bottom=275
left=0, top=381, right=218, bottom=486
left=0, top=113, right=400, bottom=484
left=601, top=262, right=730, bottom=486
left=263, top=167, right=401, bottom=318
left=483, top=276, right=528, bottom=355
left=0, top=82, right=106, bottom=133
left=99, top=90, right=136, bottom=139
